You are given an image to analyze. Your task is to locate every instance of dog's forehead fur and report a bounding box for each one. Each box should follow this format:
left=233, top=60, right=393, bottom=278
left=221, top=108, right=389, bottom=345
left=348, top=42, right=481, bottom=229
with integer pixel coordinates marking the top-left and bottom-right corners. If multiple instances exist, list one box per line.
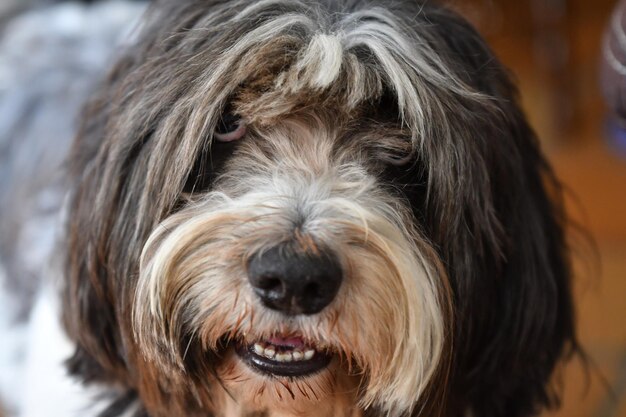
left=149, top=0, right=488, bottom=139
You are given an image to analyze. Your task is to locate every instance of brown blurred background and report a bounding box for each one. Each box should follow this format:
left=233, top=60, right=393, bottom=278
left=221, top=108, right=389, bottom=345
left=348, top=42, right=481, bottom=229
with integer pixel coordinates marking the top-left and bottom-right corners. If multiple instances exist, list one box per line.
left=451, top=0, right=626, bottom=416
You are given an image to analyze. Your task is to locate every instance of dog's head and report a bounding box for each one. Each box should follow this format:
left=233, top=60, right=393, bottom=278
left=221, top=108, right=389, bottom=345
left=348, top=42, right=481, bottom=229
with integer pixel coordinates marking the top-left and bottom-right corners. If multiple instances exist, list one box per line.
left=64, top=1, right=578, bottom=416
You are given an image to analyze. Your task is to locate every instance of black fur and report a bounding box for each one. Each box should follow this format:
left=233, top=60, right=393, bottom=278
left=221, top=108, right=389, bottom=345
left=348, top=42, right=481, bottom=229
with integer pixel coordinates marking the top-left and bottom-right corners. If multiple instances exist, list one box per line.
left=63, top=1, right=580, bottom=416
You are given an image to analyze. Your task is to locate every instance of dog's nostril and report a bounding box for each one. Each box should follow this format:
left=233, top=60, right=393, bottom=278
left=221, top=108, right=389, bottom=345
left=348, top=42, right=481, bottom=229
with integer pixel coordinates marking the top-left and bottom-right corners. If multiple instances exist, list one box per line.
left=247, top=244, right=342, bottom=315
left=257, top=276, right=283, bottom=292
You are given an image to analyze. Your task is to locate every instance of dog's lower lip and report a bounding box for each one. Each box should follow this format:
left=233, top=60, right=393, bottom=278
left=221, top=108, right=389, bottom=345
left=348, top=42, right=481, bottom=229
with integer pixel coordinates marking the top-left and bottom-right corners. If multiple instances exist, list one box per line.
left=235, top=339, right=332, bottom=378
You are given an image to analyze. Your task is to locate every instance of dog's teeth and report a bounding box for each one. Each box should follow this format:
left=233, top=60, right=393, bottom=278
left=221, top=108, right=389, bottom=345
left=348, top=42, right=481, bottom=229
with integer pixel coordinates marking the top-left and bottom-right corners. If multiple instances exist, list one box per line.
left=253, top=341, right=318, bottom=362
left=264, top=345, right=276, bottom=358
left=275, top=352, right=292, bottom=362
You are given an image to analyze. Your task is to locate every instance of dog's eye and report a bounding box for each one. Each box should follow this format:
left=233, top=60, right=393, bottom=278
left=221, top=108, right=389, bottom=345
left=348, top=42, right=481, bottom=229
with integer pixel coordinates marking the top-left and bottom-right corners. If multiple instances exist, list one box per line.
left=214, top=113, right=246, bottom=142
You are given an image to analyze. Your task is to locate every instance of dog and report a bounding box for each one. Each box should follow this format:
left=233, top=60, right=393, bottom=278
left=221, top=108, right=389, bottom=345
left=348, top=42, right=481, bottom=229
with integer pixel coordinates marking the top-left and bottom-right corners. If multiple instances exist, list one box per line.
left=1, top=0, right=580, bottom=416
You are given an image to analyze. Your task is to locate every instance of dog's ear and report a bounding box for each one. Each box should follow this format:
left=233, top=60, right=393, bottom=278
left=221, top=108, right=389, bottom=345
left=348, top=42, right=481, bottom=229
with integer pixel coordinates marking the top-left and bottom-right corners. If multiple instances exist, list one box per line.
left=413, top=6, right=579, bottom=417
left=63, top=78, right=145, bottom=384
left=62, top=40, right=169, bottom=383
left=62, top=19, right=228, bottom=408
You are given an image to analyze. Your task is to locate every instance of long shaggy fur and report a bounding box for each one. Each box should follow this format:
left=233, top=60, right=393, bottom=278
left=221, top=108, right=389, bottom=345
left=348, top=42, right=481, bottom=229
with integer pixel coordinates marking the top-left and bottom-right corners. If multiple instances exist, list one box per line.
left=63, top=1, right=579, bottom=416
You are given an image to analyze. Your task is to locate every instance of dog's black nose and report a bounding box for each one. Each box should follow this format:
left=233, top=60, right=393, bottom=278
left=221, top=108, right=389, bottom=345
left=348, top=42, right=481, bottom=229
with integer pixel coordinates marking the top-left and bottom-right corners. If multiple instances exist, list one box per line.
left=247, top=245, right=342, bottom=315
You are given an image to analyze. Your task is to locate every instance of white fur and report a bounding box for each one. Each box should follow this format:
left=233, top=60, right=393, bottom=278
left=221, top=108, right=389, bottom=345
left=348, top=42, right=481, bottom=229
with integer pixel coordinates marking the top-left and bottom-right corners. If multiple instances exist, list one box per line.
left=295, top=33, right=344, bottom=88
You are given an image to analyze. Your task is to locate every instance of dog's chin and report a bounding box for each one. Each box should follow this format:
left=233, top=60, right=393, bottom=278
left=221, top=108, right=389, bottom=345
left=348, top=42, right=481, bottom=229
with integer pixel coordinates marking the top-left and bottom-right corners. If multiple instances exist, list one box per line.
left=214, top=334, right=362, bottom=416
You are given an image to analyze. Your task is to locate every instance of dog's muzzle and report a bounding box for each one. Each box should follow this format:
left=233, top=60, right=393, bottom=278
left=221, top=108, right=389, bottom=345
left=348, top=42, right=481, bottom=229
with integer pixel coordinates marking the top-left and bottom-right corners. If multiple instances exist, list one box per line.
left=236, top=243, right=342, bottom=377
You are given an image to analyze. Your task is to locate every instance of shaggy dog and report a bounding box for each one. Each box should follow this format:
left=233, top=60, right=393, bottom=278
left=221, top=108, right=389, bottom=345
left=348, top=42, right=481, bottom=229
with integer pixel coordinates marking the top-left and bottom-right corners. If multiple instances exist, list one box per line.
left=11, top=0, right=581, bottom=416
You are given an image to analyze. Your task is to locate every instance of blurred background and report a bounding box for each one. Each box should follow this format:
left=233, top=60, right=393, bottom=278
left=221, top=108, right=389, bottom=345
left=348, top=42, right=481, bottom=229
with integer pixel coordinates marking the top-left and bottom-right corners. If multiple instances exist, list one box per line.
left=0, top=0, right=624, bottom=416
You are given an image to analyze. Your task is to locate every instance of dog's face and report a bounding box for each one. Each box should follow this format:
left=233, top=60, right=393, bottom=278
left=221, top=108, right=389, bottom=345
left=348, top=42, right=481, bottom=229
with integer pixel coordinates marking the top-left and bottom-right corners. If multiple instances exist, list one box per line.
left=64, top=1, right=578, bottom=417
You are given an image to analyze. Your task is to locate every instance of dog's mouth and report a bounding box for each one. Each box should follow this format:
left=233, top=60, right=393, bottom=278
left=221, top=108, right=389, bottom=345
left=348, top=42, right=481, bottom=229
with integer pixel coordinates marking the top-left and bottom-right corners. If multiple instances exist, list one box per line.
left=235, top=335, right=332, bottom=378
